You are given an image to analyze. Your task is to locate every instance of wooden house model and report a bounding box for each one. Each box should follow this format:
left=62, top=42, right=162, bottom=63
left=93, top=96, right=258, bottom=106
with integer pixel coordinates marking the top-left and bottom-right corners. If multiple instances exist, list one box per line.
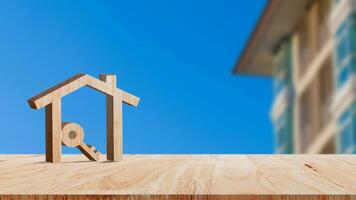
left=28, top=73, right=140, bottom=163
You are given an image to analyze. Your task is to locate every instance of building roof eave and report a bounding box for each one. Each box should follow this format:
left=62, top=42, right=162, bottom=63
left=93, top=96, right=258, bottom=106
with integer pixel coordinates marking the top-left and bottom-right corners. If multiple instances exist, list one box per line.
left=233, top=0, right=311, bottom=76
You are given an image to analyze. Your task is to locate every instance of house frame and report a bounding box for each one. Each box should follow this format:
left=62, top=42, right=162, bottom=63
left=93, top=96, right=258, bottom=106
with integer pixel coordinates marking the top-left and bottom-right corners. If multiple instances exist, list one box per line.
left=28, top=73, right=140, bottom=163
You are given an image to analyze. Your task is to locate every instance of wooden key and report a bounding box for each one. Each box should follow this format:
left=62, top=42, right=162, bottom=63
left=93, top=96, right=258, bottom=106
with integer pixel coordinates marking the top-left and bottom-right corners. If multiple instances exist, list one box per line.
left=61, top=122, right=101, bottom=161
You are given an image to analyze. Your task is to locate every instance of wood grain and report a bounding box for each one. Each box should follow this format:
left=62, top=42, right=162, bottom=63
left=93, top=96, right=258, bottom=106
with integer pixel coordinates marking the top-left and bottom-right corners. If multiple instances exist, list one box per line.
left=28, top=74, right=139, bottom=110
left=0, top=155, right=355, bottom=200
left=0, top=195, right=355, bottom=200
left=99, top=75, right=123, bottom=161
left=45, top=99, right=62, bottom=163
left=28, top=74, right=140, bottom=162
left=77, top=144, right=101, bottom=161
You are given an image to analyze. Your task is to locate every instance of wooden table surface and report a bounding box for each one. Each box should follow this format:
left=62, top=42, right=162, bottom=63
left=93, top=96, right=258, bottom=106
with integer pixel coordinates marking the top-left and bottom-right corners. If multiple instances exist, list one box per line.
left=0, top=154, right=355, bottom=199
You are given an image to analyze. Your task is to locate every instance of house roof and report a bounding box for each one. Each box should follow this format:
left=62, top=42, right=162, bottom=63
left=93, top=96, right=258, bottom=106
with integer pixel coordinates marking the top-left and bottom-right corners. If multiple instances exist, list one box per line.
left=233, top=0, right=311, bottom=76
left=28, top=73, right=140, bottom=109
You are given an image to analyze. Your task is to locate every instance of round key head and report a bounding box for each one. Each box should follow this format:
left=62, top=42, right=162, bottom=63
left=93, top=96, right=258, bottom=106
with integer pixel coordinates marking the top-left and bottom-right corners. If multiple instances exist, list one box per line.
left=61, top=122, right=84, bottom=147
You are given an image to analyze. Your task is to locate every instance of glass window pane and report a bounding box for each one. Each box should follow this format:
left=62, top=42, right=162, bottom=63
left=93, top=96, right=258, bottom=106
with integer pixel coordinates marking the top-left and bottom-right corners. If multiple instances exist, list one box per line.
left=336, top=35, right=348, bottom=66
left=349, top=22, right=356, bottom=52
left=337, top=63, right=350, bottom=88
left=338, top=105, right=355, bottom=153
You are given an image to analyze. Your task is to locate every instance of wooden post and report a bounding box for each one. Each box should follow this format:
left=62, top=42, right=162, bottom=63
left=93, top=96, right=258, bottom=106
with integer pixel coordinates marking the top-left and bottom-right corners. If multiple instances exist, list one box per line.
left=45, top=98, right=62, bottom=163
left=100, top=74, right=123, bottom=161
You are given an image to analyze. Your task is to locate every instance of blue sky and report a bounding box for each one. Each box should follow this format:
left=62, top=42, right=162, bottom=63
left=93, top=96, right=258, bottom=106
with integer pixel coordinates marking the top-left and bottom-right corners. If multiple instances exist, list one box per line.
left=0, top=0, right=273, bottom=154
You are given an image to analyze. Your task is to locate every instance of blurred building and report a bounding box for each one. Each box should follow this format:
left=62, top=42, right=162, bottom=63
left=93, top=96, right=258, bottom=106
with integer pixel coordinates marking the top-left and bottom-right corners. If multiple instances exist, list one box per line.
left=233, top=0, right=355, bottom=153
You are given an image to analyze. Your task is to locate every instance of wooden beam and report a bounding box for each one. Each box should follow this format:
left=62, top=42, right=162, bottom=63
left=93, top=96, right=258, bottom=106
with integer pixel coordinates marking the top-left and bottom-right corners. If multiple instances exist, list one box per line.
left=118, top=89, right=140, bottom=106
left=28, top=74, right=139, bottom=110
left=86, top=74, right=115, bottom=95
left=28, top=74, right=88, bottom=109
left=100, top=74, right=123, bottom=161
left=88, top=75, right=140, bottom=106
left=45, top=99, right=62, bottom=163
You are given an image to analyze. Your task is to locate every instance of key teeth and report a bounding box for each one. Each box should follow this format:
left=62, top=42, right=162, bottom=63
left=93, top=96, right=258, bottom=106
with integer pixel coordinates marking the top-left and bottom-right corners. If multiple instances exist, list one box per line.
left=78, top=144, right=101, bottom=161
left=94, top=150, right=101, bottom=157
left=87, top=144, right=101, bottom=160
left=87, top=144, right=96, bottom=151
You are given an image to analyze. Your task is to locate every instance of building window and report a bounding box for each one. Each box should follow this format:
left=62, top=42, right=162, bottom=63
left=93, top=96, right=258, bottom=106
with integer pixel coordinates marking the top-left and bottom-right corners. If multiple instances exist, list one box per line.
left=273, top=41, right=292, bottom=97
left=272, top=40, right=294, bottom=154
left=334, top=14, right=356, bottom=89
left=349, top=18, right=356, bottom=52
left=275, top=109, right=294, bottom=154
left=337, top=103, right=356, bottom=153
